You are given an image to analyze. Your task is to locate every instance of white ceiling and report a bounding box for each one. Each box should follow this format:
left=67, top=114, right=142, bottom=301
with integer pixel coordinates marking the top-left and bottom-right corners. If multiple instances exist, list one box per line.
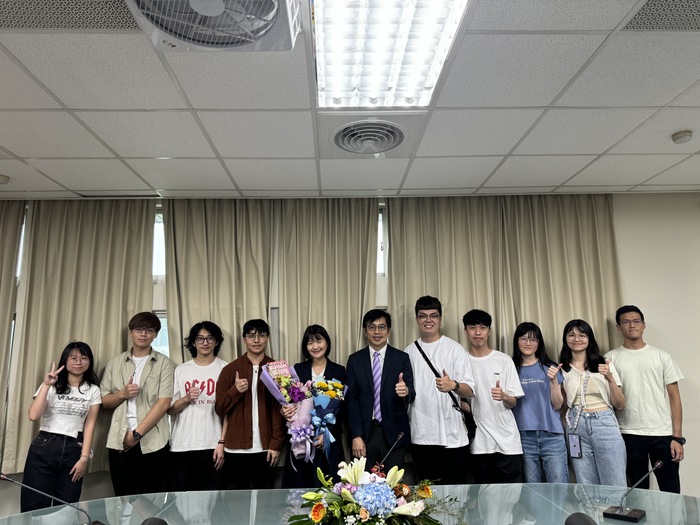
left=1, top=0, right=700, bottom=199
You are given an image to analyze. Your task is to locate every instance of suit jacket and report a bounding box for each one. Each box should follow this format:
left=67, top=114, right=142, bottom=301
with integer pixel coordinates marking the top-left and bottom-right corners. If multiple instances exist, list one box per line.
left=345, top=345, right=415, bottom=448
left=294, top=359, right=346, bottom=385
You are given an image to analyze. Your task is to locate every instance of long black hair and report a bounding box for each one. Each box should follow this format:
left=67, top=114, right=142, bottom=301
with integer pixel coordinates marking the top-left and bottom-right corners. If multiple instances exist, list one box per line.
left=559, top=319, right=605, bottom=373
left=512, top=322, right=556, bottom=372
left=55, top=341, right=98, bottom=395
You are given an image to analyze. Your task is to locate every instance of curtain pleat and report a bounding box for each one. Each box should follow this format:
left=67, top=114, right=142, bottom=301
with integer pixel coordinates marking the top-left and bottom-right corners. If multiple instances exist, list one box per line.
left=277, top=199, right=378, bottom=365
left=2, top=200, right=155, bottom=473
left=163, top=199, right=272, bottom=364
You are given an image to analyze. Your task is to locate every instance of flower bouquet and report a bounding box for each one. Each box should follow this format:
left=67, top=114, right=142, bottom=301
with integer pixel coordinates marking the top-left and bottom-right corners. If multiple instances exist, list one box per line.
left=261, top=361, right=314, bottom=461
left=310, top=378, right=345, bottom=462
left=288, top=457, right=460, bottom=525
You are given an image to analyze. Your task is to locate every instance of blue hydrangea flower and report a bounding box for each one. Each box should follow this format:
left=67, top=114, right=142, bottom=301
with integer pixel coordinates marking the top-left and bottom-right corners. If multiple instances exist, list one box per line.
left=354, top=482, right=396, bottom=517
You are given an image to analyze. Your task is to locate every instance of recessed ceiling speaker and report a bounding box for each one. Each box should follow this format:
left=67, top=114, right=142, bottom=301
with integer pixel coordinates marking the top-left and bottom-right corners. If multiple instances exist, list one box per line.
left=334, top=121, right=405, bottom=154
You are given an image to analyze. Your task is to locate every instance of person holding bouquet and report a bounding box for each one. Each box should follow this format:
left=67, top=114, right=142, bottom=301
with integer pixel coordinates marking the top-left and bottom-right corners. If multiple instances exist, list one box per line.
left=281, top=324, right=346, bottom=488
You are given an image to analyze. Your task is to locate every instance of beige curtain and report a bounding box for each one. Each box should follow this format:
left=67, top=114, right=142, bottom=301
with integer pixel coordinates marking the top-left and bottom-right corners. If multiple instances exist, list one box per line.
left=277, top=199, right=378, bottom=366
left=3, top=200, right=155, bottom=473
left=0, top=201, right=26, bottom=467
left=163, top=199, right=273, bottom=364
left=386, top=195, right=623, bottom=358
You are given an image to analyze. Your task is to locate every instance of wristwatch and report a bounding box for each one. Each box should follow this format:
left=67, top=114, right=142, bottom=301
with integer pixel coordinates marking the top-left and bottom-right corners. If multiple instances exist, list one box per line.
left=672, top=436, right=686, bottom=445
left=132, top=430, right=143, bottom=441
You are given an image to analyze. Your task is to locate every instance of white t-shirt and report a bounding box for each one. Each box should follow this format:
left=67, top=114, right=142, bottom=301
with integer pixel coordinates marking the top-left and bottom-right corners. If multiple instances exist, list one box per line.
left=170, top=357, right=228, bottom=452
left=468, top=349, right=524, bottom=455
left=37, top=383, right=101, bottom=438
left=127, top=355, right=149, bottom=430
left=406, top=335, right=475, bottom=448
left=607, top=344, right=684, bottom=435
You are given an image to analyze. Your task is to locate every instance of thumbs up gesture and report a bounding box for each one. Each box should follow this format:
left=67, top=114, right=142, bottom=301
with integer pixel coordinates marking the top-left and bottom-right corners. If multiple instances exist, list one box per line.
left=547, top=363, right=563, bottom=382
left=235, top=371, right=249, bottom=393
left=123, top=375, right=140, bottom=399
left=395, top=372, right=408, bottom=398
left=599, top=359, right=613, bottom=382
left=436, top=368, right=456, bottom=393
left=491, top=379, right=506, bottom=401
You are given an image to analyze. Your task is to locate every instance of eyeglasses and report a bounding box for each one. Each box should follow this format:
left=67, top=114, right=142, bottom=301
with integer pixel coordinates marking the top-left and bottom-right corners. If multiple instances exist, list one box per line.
left=132, top=327, right=156, bottom=335
left=195, top=336, right=215, bottom=344
left=68, top=356, right=90, bottom=364
left=566, top=332, right=589, bottom=340
left=245, top=332, right=269, bottom=340
left=620, top=319, right=643, bottom=326
left=366, top=324, right=388, bottom=332
left=417, top=313, right=441, bottom=321
left=518, top=336, right=539, bottom=344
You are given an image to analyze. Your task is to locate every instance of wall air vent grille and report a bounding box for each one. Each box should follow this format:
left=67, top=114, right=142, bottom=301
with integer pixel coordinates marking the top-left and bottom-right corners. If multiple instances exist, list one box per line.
left=0, top=0, right=139, bottom=30
left=623, top=0, right=700, bottom=31
left=334, top=121, right=405, bottom=155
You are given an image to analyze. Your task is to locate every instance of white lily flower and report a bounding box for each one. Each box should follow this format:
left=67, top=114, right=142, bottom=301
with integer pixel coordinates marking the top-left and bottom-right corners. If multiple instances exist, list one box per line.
left=337, top=458, right=370, bottom=485
left=392, top=500, right=425, bottom=516
left=385, top=465, right=404, bottom=488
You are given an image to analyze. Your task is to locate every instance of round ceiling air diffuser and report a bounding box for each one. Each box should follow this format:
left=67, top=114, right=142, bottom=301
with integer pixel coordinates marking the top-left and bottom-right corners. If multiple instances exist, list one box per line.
left=334, top=121, right=405, bottom=154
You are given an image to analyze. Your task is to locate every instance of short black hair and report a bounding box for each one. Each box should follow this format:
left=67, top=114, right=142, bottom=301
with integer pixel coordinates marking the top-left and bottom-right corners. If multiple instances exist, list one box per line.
left=414, top=295, right=442, bottom=316
left=615, top=305, right=644, bottom=325
left=301, top=325, right=332, bottom=360
left=185, top=321, right=224, bottom=358
left=462, top=309, right=492, bottom=328
left=362, top=309, right=392, bottom=330
left=243, top=319, right=269, bottom=336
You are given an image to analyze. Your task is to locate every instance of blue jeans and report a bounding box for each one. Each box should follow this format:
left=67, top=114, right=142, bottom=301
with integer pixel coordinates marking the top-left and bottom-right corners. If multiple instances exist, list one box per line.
left=567, top=409, right=627, bottom=487
left=21, top=431, right=83, bottom=512
left=520, top=430, right=569, bottom=483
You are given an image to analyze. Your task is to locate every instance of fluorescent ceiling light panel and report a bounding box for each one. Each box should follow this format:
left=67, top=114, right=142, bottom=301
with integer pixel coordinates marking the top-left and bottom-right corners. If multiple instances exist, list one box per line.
left=313, top=0, right=469, bottom=108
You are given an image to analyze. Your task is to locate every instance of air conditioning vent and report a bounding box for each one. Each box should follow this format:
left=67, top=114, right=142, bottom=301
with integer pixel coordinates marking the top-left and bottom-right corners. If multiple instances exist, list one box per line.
left=334, top=121, right=405, bottom=155
left=125, top=0, right=300, bottom=52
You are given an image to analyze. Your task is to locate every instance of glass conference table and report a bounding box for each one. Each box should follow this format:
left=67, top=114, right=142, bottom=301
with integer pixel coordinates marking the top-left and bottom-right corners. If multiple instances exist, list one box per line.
left=1, top=483, right=698, bottom=525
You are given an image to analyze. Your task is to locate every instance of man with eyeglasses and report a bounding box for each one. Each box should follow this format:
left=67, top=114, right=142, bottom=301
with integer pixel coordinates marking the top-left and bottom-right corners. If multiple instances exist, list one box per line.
left=464, top=309, right=524, bottom=484
left=215, top=319, right=285, bottom=489
left=405, top=295, right=475, bottom=484
left=168, top=321, right=228, bottom=491
left=100, top=311, right=174, bottom=496
left=346, top=309, right=415, bottom=472
left=607, top=305, right=685, bottom=493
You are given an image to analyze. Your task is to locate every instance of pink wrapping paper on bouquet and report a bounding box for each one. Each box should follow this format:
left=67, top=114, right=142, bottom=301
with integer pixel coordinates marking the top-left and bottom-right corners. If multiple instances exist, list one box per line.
left=260, top=360, right=315, bottom=462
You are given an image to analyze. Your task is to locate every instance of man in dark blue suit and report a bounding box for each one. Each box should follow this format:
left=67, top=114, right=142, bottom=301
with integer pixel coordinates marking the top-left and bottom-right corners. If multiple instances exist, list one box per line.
left=346, top=309, right=415, bottom=472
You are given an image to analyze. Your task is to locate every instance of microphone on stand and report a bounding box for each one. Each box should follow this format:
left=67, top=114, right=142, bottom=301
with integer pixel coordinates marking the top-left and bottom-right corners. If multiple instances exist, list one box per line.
left=0, top=472, right=105, bottom=525
left=379, top=432, right=405, bottom=468
left=602, top=460, right=663, bottom=522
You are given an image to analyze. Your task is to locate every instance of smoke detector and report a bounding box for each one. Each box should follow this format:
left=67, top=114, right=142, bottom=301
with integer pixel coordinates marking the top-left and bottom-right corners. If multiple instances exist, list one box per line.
left=334, top=121, right=405, bottom=155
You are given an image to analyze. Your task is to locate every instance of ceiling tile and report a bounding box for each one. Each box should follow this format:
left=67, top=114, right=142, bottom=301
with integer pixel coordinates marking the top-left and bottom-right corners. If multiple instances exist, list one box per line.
left=0, top=112, right=112, bottom=157
left=76, top=190, right=160, bottom=197
left=467, top=0, right=638, bottom=30
left=438, top=34, right=605, bottom=107
left=399, top=188, right=477, bottom=196
left=476, top=186, right=556, bottom=194
left=405, top=157, right=502, bottom=188
left=0, top=160, right=64, bottom=191
left=0, top=50, right=60, bottom=109
left=647, top=156, right=700, bottom=185
left=515, top=108, right=656, bottom=154
left=320, top=159, right=408, bottom=190
left=165, top=44, right=311, bottom=110
left=0, top=34, right=186, bottom=109
left=567, top=155, right=685, bottom=186
left=243, top=189, right=319, bottom=197
left=486, top=155, right=596, bottom=186
left=558, top=32, right=700, bottom=107
left=77, top=111, right=215, bottom=157
left=160, top=190, right=241, bottom=198
left=418, top=109, right=543, bottom=156
left=223, top=159, right=317, bottom=190
left=199, top=111, right=315, bottom=158
left=610, top=108, right=700, bottom=154
left=30, top=159, right=150, bottom=191
left=127, top=159, right=233, bottom=190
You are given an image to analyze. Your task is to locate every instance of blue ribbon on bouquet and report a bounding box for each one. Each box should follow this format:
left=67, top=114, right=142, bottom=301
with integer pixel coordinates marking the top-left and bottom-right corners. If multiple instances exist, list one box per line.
left=311, top=412, right=336, bottom=461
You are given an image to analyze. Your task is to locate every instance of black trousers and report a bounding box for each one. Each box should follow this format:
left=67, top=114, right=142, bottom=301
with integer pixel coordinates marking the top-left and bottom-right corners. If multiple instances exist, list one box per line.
left=623, top=434, right=681, bottom=493
left=471, top=452, right=523, bottom=484
left=108, top=443, right=169, bottom=496
left=224, top=451, right=276, bottom=490
left=411, top=443, right=470, bottom=484
left=168, top=449, right=225, bottom=491
left=364, top=421, right=405, bottom=473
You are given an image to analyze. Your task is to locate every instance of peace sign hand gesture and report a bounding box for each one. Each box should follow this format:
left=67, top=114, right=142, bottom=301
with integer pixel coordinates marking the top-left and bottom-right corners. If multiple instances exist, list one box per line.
left=43, top=361, right=64, bottom=386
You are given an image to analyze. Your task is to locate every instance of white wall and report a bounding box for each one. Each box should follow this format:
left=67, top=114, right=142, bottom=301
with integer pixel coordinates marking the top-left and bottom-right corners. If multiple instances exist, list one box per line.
left=613, top=193, right=700, bottom=496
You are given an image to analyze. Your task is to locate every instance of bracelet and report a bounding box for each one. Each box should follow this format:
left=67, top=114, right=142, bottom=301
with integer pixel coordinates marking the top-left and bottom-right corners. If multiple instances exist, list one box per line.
left=80, top=455, right=90, bottom=460
left=218, top=440, right=225, bottom=445
left=453, top=380, right=459, bottom=392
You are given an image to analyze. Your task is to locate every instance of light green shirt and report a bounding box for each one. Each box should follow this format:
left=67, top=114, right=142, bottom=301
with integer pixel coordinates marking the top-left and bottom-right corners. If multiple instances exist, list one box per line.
left=100, top=349, right=174, bottom=452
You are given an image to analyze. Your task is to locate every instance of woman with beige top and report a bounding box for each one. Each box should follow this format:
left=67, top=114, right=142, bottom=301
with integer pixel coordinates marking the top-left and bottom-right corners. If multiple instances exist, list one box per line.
left=559, top=319, right=627, bottom=487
